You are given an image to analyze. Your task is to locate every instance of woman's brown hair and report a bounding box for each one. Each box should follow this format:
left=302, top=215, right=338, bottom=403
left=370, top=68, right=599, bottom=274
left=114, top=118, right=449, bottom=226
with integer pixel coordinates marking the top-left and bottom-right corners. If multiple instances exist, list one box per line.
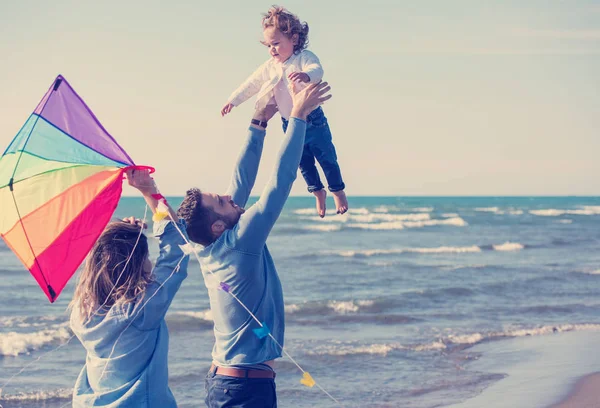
left=69, top=221, right=150, bottom=322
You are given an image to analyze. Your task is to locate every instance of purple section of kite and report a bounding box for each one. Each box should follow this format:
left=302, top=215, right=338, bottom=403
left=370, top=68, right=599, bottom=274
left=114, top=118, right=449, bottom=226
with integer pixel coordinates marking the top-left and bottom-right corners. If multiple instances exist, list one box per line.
left=219, top=282, right=231, bottom=292
left=34, top=75, right=134, bottom=166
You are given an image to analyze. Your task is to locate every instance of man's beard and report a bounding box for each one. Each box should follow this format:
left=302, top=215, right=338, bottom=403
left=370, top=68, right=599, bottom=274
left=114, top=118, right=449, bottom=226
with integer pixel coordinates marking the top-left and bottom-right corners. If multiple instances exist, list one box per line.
left=221, top=212, right=241, bottom=230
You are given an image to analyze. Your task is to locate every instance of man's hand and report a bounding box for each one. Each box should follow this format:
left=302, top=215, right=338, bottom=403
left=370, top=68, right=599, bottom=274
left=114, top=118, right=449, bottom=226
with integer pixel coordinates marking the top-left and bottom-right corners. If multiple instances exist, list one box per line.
left=126, top=169, right=158, bottom=196
left=221, top=103, right=234, bottom=117
left=289, top=81, right=332, bottom=121
left=288, top=72, right=310, bottom=83
left=253, top=103, right=279, bottom=124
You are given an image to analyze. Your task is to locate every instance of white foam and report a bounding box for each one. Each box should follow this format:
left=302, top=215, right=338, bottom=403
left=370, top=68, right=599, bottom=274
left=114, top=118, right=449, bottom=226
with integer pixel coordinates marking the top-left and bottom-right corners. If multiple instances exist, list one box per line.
left=373, top=206, right=390, bottom=213
left=301, top=224, right=342, bottom=232
left=347, top=222, right=405, bottom=230
left=301, top=212, right=430, bottom=224
left=557, top=219, right=573, bottom=224
left=492, top=242, right=524, bottom=252
left=411, top=341, right=447, bottom=351
left=509, top=210, right=524, bottom=215
left=347, top=207, right=370, bottom=215
left=350, top=213, right=430, bottom=223
left=530, top=206, right=600, bottom=217
left=442, top=213, right=459, bottom=218
left=172, top=310, right=213, bottom=321
left=0, top=324, right=71, bottom=357
left=413, top=207, right=434, bottom=212
left=446, top=324, right=600, bottom=346
left=327, top=300, right=375, bottom=314
left=476, top=207, right=503, bottom=214
left=581, top=269, right=600, bottom=275
left=293, top=208, right=319, bottom=215
left=403, top=217, right=468, bottom=228
left=307, top=342, right=403, bottom=356
left=284, top=304, right=302, bottom=314
left=346, top=216, right=468, bottom=230
left=0, top=315, right=64, bottom=329
left=0, top=388, right=72, bottom=402
left=325, top=245, right=481, bottom=257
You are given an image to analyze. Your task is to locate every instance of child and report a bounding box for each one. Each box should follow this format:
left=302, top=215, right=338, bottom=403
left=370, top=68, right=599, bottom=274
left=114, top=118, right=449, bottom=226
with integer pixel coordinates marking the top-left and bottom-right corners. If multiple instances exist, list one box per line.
left=221, top=6, right=348, bottom=217
left=69, top=169, right=189, bottom=408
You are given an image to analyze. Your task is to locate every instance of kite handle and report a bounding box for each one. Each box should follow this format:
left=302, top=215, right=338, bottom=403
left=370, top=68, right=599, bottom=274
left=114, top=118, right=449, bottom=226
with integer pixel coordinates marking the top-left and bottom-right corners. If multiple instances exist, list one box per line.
left=123, top=165, right=156, bottom=174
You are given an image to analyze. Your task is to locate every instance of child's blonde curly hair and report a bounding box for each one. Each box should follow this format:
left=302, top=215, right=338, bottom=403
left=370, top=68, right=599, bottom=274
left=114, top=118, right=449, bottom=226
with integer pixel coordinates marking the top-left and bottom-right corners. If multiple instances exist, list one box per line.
left=262, top=6, right=309, bottom=53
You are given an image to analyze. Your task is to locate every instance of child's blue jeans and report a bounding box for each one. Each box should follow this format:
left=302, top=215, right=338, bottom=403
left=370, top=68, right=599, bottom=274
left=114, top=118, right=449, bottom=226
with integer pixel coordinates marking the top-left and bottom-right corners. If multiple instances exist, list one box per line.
left=282, top=107, right=345, bottom=193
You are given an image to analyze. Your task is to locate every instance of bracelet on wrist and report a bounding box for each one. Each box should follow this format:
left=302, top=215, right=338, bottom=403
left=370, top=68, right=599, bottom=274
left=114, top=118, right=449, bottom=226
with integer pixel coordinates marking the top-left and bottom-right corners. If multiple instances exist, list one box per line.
left=251, top=119, right=268, bottom=128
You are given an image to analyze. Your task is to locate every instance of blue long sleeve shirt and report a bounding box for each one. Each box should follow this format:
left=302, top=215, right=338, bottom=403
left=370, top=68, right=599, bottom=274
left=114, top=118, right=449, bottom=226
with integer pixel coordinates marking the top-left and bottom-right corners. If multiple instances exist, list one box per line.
left=198, top=118, right=307, bottom=366
left=70, top=219, right=190, bottom=407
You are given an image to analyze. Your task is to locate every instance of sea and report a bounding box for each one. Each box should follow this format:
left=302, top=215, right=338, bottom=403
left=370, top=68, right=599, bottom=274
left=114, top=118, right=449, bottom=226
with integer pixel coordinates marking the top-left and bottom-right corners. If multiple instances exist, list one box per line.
left=1, top=196, right=600, bottom=408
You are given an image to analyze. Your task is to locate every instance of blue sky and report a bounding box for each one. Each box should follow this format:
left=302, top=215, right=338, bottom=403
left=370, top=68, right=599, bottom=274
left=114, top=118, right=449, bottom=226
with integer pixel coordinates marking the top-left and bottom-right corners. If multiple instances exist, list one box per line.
left=0, top=0, right=598, bottom=195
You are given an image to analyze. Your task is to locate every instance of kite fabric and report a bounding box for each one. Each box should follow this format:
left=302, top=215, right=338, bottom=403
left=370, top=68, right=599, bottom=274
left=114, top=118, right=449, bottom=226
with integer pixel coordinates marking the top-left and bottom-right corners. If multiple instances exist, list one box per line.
left=0, top=75, right=149, bottom=303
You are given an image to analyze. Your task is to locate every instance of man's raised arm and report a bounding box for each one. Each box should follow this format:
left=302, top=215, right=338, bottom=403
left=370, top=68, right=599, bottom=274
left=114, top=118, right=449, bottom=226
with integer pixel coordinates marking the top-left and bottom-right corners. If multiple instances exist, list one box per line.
left=234, top=82, right=332, bottom=253
left=226, top=105, right=278, bottom=208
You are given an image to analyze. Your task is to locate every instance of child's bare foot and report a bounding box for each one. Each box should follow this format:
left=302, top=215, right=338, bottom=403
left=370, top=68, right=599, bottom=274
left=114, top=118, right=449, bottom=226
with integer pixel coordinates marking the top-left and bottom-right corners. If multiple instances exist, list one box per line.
left=313, top=189, right=327, bottom=218
left=332, top=190, right=348, bottom=215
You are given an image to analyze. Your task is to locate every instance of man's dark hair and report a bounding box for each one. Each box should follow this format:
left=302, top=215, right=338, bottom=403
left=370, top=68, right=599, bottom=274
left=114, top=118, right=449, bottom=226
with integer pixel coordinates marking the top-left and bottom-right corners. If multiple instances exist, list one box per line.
left=177, top=188, right=220, bottom=246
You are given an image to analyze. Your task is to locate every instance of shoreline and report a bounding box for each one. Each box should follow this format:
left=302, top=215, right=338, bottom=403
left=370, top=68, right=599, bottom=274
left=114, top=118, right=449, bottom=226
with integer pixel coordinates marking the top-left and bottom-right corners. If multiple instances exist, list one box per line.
left=550, top=372, right=600, bottom=408
left=449, top=330, right=600, bottom=408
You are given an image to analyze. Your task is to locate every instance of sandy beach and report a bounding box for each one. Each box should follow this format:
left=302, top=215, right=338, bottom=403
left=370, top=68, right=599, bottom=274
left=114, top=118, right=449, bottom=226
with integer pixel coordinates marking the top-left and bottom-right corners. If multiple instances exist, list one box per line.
left=551, top=372, right=600, bottom=408
left=451, top=331, right=600, bottom=408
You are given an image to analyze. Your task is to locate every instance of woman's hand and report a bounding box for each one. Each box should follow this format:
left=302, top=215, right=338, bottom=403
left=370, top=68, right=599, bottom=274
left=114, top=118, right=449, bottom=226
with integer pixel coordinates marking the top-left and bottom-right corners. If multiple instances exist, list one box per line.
left=126, top=169, right=158, bottom=196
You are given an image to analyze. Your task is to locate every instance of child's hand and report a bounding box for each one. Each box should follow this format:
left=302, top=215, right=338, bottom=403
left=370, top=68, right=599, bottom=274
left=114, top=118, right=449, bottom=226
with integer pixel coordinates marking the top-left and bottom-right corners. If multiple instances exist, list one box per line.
left=221, top=103, right=234, bottom=117
left=288, top=72, right=310, bottom=83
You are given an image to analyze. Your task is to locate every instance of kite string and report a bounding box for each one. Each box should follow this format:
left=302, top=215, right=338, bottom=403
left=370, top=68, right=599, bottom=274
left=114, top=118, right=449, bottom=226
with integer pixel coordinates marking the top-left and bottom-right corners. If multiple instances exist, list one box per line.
left=0, top=205, right=149, bottom=400
left=166, top=214, right=344, bottom=407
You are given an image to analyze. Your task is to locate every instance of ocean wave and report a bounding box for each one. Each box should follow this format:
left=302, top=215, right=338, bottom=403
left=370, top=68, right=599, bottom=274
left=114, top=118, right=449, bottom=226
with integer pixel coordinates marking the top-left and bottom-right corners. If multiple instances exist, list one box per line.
left=442, top=213, right=459, bottom=218
left=557, top=219, right=573, bottom=224
left=475, top=207, right=502, bottom=214
left=349, top=213, right=431, bottom=223
left=301, top=224, right=342, bottom=232
left=441, top=264, right=488, bottom=271
left=0, top=388, right=72, bottom=403
left=492, top=242, right=524, bottom=252
left=475, top=207, right=523, bottom=215
left=285, top=299, right=382, bottom=316
left=418, top=323, right=600, bottom=352
left=413, top=207, right=434, bottom=212
left=346, top=217, right=467, bottom=230
left=0, top=315, right=65, bottom=329
left=170, top=310, right=213, bottom=321
left=306, top=342, right=404, bottom=356
left=327, top=246, right=482, bottom=257
left=530, top=206, right=600, bottom=217
left=301, top=212, right=431, bottom=223
left=578, top=269, right=600, bottom=275
left=0, top=324, right=71, bottom=357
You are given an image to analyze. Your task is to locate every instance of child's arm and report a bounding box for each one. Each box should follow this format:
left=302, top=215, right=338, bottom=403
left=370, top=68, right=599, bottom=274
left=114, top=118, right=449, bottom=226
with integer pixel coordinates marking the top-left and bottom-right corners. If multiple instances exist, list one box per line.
left=288, top=50, right=324, bottom=84
left=223, top=60, right=270, bottom=116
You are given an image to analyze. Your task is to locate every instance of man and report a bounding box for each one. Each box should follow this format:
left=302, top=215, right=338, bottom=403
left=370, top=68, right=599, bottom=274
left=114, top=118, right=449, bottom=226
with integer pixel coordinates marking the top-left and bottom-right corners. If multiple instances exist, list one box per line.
left=177, top=81, right=331, bottom=407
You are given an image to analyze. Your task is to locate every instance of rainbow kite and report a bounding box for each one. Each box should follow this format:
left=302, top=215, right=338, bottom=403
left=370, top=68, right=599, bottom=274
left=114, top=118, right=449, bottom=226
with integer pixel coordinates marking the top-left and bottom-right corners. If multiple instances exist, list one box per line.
left=0, top=75, right=150, bottom=303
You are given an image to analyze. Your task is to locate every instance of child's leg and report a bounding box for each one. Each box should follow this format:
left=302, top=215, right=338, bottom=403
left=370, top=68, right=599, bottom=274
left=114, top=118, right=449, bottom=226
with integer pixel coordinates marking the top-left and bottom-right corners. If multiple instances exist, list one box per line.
left=306, top=112, right=348, bottom=214
left=300, top=144, right=327, bottom=217
left=284, top=116, right=327, bottom=217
